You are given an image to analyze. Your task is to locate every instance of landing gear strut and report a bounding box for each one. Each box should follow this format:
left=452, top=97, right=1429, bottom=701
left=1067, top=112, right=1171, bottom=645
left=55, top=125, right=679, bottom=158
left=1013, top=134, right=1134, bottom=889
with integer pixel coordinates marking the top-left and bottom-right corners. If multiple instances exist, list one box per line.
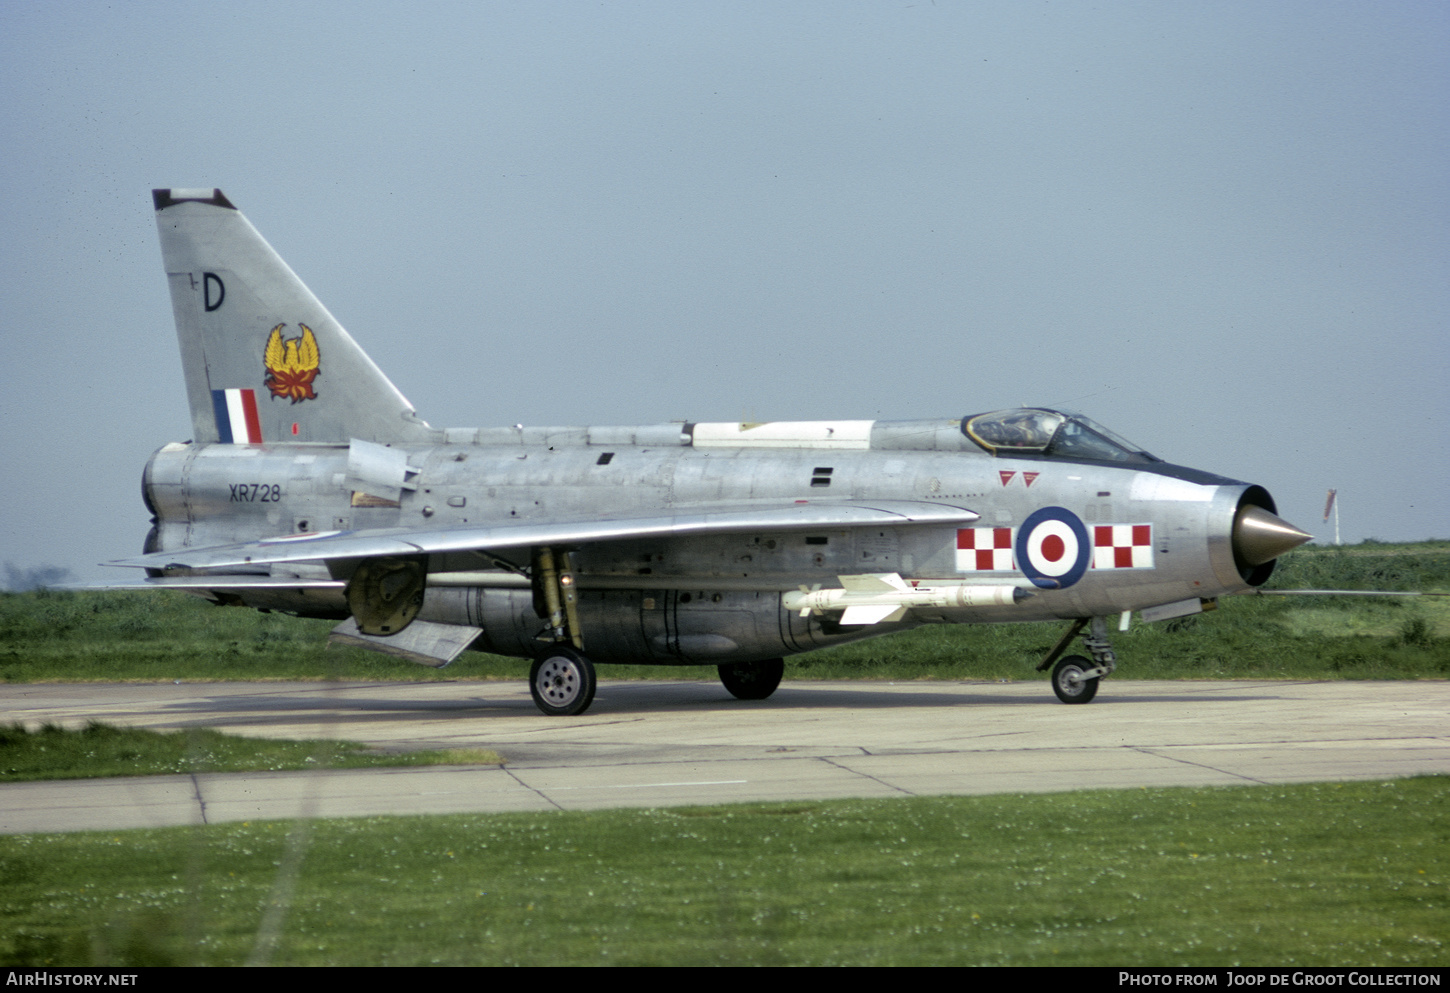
left=1038, top=616, right=1117, bottom=705
left=528, top=546, right=596, bottom=716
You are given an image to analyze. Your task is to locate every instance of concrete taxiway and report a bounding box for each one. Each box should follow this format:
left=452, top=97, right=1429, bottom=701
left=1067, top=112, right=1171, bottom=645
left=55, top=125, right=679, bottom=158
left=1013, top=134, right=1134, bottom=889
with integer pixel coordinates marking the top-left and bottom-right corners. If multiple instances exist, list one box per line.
left=2, top=679, right=1447, bottom=833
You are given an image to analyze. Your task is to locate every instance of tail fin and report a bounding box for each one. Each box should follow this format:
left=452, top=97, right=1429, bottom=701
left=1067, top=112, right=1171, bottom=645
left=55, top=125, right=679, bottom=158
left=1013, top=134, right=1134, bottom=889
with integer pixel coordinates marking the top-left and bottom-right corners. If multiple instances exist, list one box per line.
left=153, top=189, right=434, bottom=445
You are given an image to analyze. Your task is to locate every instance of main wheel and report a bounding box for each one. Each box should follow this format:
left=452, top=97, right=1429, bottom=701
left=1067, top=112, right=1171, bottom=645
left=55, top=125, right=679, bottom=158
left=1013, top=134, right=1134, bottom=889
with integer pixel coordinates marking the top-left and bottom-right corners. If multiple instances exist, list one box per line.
left=530, top=647, right=597, bottom=716
left=718, top=658, right=785, bottom=700
left=1051, top=654, right=1099, bottom=705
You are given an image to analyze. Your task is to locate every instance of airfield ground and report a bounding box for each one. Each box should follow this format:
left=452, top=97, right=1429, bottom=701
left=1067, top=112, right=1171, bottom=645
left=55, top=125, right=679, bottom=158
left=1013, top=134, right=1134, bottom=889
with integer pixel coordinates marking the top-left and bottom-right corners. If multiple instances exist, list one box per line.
left=0, top=541, right=1445, bottom=965
left=2, top=677, right=1446, bottom=966
left=3, top=677, right=1449, bottom=832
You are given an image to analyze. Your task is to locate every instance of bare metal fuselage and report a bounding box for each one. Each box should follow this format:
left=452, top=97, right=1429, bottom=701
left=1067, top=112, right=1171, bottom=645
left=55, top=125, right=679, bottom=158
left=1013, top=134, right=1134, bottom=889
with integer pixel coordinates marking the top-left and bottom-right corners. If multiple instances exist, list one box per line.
left=143, top=423, right=1261, bottom=667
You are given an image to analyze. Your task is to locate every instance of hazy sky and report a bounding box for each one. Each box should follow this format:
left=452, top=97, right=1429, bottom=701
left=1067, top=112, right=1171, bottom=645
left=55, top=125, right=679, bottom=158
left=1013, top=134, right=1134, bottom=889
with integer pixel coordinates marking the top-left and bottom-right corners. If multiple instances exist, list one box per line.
left=2, top=1, right=1446, bottom=583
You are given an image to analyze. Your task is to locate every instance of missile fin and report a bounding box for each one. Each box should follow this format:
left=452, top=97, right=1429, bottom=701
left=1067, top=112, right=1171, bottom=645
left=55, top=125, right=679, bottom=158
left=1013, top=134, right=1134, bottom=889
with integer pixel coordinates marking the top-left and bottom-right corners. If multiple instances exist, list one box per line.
left=840, top=604, right=909, bottom=625
left=839, top=572, right=911, bottom=593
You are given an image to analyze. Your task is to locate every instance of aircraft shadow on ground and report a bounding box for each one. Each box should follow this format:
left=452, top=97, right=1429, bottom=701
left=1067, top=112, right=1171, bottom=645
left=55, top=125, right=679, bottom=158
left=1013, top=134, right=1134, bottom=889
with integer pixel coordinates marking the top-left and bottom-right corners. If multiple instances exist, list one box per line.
left=149, top=681, right=1287, bottom=730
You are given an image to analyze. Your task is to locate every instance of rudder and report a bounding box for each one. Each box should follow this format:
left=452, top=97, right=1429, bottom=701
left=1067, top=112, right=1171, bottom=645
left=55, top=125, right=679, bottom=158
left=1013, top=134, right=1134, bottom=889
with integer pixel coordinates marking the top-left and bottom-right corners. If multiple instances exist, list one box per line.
left=153, top=189, right=433, bottom=445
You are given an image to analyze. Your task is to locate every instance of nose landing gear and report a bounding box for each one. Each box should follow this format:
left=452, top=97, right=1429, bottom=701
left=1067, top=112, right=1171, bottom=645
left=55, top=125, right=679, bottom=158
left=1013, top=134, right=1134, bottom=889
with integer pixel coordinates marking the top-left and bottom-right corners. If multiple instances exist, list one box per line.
left=1050, top=655, right=1099, bottom=704
left=1038, top=616, right=1118, bottom=704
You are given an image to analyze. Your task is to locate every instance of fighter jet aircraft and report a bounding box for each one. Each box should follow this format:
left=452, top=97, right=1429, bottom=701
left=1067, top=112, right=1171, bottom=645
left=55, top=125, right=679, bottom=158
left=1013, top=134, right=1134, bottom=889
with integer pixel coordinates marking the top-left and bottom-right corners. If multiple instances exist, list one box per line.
left=110, top=188, right=1314, bottom=715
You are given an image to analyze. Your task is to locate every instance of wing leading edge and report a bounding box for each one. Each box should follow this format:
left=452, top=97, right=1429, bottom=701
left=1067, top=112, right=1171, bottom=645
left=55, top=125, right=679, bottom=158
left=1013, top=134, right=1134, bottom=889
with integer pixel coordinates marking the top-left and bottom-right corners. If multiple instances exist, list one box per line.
left=108, top=500, right=980, bottom=572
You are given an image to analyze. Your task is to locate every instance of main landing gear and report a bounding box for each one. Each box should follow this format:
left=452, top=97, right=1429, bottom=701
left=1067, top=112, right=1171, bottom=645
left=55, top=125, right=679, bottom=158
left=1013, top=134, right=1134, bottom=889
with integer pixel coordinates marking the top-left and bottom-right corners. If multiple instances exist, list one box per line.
left=529, top=646, right=597, bottom=717
left=718, top=658, right=785, bottom=700
left=528, top=545, right=597, bottom=716
left=1037, top=616, right=1118, bottom=705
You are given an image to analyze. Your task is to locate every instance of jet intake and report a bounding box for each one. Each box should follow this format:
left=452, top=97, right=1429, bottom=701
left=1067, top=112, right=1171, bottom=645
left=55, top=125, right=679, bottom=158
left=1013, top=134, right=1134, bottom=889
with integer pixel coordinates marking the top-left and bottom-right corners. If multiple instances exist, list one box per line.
left=1228, top=495, right=1312, bottom=586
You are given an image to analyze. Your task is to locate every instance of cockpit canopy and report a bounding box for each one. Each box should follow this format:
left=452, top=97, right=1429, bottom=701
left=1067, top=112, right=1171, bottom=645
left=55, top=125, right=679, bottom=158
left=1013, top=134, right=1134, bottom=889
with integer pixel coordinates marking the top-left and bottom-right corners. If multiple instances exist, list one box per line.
left=963, top=408, right=1159, bottom=464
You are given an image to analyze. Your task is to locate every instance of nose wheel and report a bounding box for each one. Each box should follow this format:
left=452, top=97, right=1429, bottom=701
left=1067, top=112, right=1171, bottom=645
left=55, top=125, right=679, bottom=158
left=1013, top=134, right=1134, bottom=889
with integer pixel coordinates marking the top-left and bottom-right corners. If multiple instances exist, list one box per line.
left=1050, top=655, right=1099, bottom=704
left=529, top=647, right=597, bottom=716
left=1038, top=616, right=1117, bottom=704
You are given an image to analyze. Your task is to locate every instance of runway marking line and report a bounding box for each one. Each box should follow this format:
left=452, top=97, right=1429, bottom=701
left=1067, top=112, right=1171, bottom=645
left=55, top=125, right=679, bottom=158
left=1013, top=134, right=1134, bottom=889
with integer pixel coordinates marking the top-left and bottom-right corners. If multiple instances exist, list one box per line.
left=542, top=780, right=750, bottom=791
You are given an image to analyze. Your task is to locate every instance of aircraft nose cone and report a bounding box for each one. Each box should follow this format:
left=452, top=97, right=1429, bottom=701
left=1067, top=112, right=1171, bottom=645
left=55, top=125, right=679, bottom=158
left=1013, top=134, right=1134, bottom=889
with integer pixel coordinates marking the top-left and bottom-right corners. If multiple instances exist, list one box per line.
left=1233, top=505, right=1313, bottom=567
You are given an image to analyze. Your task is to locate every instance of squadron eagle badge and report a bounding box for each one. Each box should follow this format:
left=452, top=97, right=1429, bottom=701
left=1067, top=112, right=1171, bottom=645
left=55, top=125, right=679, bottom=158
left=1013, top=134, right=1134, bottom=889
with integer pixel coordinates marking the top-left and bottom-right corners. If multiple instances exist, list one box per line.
left=263, top=323, right=320, bottom=403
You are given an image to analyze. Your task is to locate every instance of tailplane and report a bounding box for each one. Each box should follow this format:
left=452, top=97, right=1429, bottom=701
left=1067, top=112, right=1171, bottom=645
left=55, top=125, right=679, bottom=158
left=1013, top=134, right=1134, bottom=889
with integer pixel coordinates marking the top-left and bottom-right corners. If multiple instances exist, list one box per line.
left=153, top=189, right=433, bottom=445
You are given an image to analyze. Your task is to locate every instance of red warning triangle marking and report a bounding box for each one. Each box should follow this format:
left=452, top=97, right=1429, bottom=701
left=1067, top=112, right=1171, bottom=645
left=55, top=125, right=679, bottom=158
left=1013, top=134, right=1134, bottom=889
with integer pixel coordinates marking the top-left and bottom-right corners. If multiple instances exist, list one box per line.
left=999, top=470, right=1016, bottom=486
left=1023, top=471, right=1040, bottom=488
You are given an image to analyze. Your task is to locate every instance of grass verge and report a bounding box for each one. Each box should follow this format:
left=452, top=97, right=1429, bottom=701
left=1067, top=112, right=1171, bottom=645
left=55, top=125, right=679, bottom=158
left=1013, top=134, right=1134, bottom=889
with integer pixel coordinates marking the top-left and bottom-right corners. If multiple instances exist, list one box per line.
left=0, top=722, right=500, bottom=783
left=1, top=777, right=1444, bottom=966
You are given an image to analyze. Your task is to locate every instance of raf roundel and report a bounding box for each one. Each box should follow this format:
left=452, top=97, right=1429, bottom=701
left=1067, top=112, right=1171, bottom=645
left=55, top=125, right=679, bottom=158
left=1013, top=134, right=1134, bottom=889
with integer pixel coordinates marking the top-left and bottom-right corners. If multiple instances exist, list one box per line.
left=1016, top=506, right=1090, bottom=589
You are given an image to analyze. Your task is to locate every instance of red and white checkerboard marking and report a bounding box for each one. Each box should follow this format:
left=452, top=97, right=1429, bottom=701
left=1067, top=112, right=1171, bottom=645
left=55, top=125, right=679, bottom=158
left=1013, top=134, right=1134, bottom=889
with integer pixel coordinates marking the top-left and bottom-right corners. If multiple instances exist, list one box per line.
left=957, top=527, right=1016, bottom=572
left=1092, top=524, right=1153, bottom=569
